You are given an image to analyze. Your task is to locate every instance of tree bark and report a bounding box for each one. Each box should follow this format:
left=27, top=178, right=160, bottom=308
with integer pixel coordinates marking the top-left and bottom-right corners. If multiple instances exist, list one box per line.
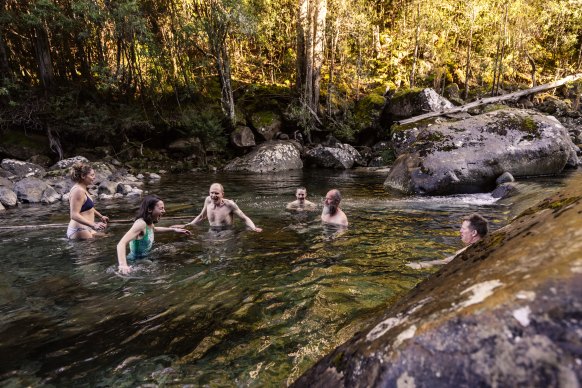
left=396, top=73, right=582, bottom=126
left=0, top=32, right=11, bottom=79
left=312, top=0, right=326, bottom=115
left=33, top=24, right=55, bottom=90
left=410, top=3, right=420, bottom=88
left=297, top=0, right=326, bottom=117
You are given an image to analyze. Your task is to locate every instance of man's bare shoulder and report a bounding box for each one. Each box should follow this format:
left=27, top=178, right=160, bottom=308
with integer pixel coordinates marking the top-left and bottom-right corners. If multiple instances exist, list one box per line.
left=223, top=198, right=239, bottom=208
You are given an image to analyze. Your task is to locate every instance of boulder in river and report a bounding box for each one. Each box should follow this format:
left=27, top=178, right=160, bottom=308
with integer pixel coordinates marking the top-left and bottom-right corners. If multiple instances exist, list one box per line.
left=13, top=177, right=59, bottom=203
left=305, top=144, right=365, bottom=169
left=385, top=108, right=579, bottom=195
left=1, top=159, right=46, bottom=179
left=293, top=175, right=582, bottom=387
left=0, top=187, right=18, bottom=207
left=223, top=141, right=303, bottom=173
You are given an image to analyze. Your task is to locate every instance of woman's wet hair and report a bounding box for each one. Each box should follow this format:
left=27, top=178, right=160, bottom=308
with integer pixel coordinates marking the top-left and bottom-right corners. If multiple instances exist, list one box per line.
left=69, top=163, right=93, bottom=183
left=136, top=195, right=162, bottom=224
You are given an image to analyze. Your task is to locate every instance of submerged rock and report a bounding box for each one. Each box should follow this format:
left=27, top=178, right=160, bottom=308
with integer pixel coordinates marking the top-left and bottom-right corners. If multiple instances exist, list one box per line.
left=223, top=141, right=302, bottom=173
left=293, top=176, right=582, bottom=387
left=385, top=109, right=579, bottom=195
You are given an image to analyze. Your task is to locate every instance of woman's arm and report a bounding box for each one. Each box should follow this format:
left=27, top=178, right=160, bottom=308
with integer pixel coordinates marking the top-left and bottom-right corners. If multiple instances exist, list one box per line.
left=172, top=197, right=209, bottom=228
left=154, top=226, right=191, bottom=235
left=116, top=220, right=146, bottom=274
left=94, top=208, right=109, bottom=223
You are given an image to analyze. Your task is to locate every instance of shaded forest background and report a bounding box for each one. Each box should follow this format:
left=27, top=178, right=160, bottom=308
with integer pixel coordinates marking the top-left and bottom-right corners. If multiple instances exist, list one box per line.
left=0, top=0, right=580, bottom=165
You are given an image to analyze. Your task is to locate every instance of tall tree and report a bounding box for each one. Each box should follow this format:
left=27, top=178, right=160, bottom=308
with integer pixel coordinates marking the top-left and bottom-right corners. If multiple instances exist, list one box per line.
left=296, top=0, right=327, bottom=118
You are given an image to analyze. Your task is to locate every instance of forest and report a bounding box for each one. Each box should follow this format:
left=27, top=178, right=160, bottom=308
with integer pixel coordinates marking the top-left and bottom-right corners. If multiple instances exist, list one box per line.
left=0, top=0, right=581, bottom=163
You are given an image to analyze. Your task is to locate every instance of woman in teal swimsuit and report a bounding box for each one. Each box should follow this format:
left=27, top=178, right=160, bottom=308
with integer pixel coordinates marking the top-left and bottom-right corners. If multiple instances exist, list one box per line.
left=117, top=195, right=191, bottom=274
left=67, top=163, right=109, bottom=239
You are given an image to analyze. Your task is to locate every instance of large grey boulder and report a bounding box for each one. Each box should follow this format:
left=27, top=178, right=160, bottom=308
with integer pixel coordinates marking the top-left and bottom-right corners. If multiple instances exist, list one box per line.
left=230, top=126, right=256, bottom=149
left=0, top=187, right=18, bottom=207
left=49, top=156, right=89, bottom=170
left=0, top=159, right=45, bottom=179
left=384, top=88, right=454, bottom=120
left=385, top=109, right=579, bottom=195
left=293, top=177, right=582, bottom=387
left=305, top=144, right=364, bottom=169
left=13, top=177, right=59, bottom=203
left=223, top=141, right=302, bottom=173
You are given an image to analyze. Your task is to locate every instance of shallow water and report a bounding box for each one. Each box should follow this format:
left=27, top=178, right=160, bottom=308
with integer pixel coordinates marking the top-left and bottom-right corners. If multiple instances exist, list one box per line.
left=0, top=168, right=578, bottom=386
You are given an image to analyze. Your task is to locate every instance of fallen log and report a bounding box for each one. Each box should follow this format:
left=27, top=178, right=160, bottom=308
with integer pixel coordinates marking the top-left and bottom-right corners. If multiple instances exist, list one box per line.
left=396, top=73, right=582, bottom=126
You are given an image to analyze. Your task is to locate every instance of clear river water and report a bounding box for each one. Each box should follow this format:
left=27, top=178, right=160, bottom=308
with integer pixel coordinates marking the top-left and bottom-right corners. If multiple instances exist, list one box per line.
left=0, top=168, right=578, bottom=386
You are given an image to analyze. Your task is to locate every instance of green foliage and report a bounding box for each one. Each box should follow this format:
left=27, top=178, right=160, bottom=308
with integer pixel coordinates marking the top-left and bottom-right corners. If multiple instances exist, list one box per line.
left=178, top=108, right=227, bottom=153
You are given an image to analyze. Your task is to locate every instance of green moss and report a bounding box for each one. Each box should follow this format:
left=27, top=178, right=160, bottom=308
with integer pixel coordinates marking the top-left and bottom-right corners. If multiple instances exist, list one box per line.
left=391, top=87, right=423, bottom=100
left=482, top=104, right=506, bottom=113
left=517, top=196, right=582, bottom=219
left=484, top=232, right=506, bottom=250
left=389, top=118, right=438, bottom=136
left=251, top=110, right=280, bottom=128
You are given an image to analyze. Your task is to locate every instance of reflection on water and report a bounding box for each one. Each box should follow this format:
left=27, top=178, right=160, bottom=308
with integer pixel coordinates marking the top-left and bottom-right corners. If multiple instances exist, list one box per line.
left=0, top=169, right=578, bottom=386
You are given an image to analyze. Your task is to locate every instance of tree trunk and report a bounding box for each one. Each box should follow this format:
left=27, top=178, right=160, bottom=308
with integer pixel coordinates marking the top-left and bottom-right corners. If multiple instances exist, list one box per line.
left=525, top=50, right=536, bottom=87
left=410, top=3, right=420, bottom=88
left=296, top=0, right=326, bottom=121
left=0, top=32, right=11, bottom=80
left=216, top=44, right=235, bottom=128
left=33, top=24, right=55, bottom=90
left=312, top=0, right=326, bottom=115
left=463, top=9, right=474, bottom=100
left=296, top=0, right=308, bottom=92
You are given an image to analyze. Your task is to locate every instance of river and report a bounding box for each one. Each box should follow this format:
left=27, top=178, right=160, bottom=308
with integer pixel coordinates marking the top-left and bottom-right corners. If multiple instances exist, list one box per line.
left=0, top=168, right=577, bottom=386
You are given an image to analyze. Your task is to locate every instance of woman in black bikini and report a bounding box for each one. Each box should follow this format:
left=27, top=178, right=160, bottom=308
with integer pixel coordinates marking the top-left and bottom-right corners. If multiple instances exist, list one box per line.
left=66, top=163, right=109, bottom=240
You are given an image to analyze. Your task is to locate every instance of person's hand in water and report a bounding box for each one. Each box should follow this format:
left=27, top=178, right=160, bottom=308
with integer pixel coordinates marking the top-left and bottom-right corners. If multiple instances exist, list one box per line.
left=93, top=221, right=107, bottom=231
left=118, top=264, right=131, bottom=274
left=172, top=227, right=191, bottom=235
left=253, top=227, right=263, bottom=232
left=100, top=215, right=109, bottom=223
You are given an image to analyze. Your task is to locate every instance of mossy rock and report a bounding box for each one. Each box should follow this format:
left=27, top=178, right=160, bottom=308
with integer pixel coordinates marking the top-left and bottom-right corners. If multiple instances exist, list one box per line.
left=354, top=92, right=386, bottom=128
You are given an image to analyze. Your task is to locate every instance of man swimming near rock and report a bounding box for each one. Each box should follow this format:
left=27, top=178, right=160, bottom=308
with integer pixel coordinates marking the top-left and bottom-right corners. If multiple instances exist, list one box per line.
left=174, top=183, right=263, bottom=232
left=407, top=213, right=489, bottom=269
left=286, top=187, right=317, bottom=211
left=321, top=189, right=348, bottom=227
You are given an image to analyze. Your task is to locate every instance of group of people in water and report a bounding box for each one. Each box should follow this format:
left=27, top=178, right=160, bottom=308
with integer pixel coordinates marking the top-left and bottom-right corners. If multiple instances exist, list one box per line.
left=66, top=162, right=488, bottom=274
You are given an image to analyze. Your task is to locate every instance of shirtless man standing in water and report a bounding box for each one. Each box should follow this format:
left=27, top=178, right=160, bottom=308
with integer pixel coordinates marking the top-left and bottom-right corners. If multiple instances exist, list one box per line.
left=175, top=183, right=262, bottom=232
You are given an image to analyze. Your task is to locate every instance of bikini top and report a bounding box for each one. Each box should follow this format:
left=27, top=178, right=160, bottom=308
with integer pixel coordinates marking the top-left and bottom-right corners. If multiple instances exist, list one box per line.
left=80, top=192, right=94, bottom=212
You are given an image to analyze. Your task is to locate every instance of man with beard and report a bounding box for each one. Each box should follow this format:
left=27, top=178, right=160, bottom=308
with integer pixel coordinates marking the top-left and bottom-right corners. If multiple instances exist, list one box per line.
left=117, top=195, right=191, bottom=274
left=321, top=189, right=348, bottom=227
left=407, top=213, right=489, bottom=269
left=175, top=183, right=263, bottom=232
left=287, top=187, right=317, bottom=211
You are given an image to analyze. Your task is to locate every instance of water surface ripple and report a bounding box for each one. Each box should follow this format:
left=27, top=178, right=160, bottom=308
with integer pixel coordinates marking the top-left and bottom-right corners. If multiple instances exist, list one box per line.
left=0, top=169, right=576, bottom=386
